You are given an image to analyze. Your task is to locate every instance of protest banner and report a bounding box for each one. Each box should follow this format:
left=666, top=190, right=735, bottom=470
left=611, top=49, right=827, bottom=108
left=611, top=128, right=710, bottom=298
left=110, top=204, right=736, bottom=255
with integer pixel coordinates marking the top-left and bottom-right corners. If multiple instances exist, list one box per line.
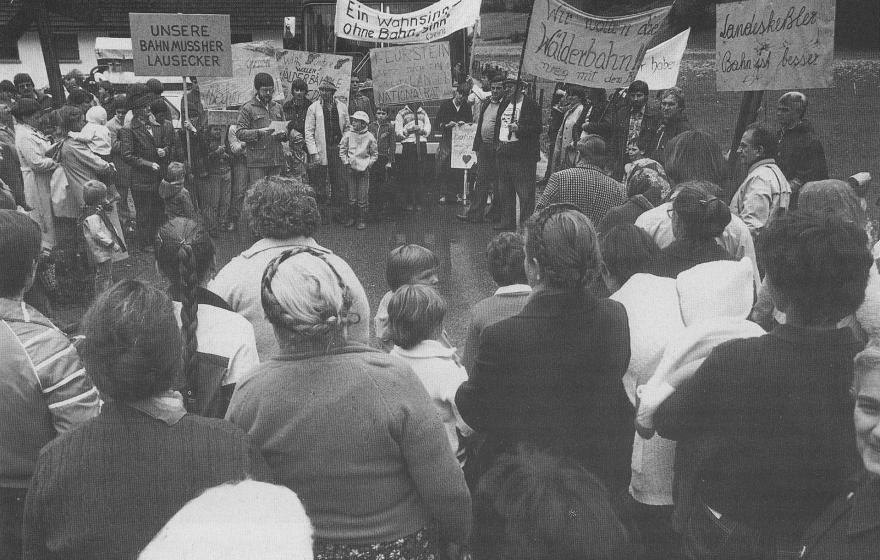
left=276, top=50, right=353, bottom=99
left=451, top=124, right=477, bottom=169
left=129, top=13, right=232, bottom=77
left=522, top=1, right=671, bottom=88
left=199, top=43, right=352, bottom=109
left=716, top=0, right=835, bottom=91
left=370, top=42, right=452, bottom=106
left=206, top=110, right=240, bottom=126
left=635, top=28, right=690, bottom=90
left=335, top=0, right=480, bottom=44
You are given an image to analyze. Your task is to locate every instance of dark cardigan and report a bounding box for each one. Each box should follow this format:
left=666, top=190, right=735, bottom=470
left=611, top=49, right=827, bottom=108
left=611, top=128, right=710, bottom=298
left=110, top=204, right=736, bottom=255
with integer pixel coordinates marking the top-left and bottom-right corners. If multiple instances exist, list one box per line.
left=456, top=288, right=633, bottom=492
left=22, top=404, right=269, bottom=559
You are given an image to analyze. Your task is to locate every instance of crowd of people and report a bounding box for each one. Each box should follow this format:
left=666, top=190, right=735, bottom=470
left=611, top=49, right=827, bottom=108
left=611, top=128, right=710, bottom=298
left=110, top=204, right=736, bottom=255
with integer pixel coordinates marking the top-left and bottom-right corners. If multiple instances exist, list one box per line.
left=1, top=63, right=880, bottom=560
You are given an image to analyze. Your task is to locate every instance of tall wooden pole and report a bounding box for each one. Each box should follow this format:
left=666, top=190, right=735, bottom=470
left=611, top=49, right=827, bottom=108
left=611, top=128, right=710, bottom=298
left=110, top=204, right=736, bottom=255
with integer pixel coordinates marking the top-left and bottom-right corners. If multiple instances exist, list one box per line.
left=34, top=0, right=65, bottom=107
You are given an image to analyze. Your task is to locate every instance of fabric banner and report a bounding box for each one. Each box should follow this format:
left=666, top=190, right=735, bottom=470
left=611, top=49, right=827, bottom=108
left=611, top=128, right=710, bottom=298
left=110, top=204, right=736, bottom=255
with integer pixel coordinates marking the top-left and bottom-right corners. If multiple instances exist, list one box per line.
left=635, top=28, right=690, bottom=90
left=334, top=0, right=481, bottom=44
left=716, top=0, right=835, bottom=91
left=522, top=1, right=671, bottom=88
left=370, top=42, right=452, bottom=106
left=451, top=124, right=477, bottom=169
left=199, top=43, right=352, bottom=109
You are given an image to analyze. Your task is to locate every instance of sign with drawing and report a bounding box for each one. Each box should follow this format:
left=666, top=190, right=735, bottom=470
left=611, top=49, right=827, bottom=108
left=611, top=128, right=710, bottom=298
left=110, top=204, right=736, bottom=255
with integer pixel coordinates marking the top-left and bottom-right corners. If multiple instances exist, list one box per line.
left=199, top=43, right=352, bottom=109
left=451, top=124, right=477, bottom=169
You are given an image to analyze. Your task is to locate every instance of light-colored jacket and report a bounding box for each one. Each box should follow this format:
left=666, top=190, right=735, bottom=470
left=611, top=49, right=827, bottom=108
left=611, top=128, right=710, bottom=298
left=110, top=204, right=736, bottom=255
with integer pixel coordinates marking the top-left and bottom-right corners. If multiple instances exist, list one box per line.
left=82, top=212, right=119, bottom=264
left=339, top=128, right=378, bottom=172
left=730, top=158, right=791, bottom=237
left=209, top=237, right=370, bottom=360
left=389, top=340, right=473, bottom=461
left=0, top=298, right=100, bottom=488
left=15, top=123, right=58, bottom=249
left=611, top=258, right=760, bottom=506
left=395, top=105, right=431, bottom=143
left=304, top=100, right=350, bottom=166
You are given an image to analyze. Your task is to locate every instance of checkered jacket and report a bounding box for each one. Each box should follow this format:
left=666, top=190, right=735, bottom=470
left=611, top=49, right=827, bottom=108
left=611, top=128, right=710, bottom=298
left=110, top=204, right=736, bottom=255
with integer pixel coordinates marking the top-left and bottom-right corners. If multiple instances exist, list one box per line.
left=536, top=164, right=626, bottom=227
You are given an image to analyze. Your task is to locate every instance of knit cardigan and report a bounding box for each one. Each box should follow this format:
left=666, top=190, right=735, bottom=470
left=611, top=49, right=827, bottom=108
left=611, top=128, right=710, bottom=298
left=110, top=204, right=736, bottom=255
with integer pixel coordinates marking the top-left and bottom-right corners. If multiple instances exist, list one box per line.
left=225, top=344, right=472, bottom=546
left=22, top=404, right=269, bottom=559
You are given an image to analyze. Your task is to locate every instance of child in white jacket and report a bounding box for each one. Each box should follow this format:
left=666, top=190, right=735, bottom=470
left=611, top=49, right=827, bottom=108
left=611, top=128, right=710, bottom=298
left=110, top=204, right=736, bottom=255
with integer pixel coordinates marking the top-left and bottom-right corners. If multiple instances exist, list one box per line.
left=339, top=110, right=377, bottom=230
left=388, top=284, right=473, bottom=466
left=69, top=106, right=112, bottom=158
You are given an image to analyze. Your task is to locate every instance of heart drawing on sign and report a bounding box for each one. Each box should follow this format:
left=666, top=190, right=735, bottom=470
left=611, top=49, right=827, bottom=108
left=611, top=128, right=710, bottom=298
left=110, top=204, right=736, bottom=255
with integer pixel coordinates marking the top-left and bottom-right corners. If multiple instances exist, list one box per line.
left=462, top=154, right=472, bottom=164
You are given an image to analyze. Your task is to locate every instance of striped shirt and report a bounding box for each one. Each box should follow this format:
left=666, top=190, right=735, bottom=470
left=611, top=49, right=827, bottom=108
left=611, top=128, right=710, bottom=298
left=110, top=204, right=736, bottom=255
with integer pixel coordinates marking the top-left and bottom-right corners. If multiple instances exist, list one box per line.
left=0, top=298, right=100, bottom=488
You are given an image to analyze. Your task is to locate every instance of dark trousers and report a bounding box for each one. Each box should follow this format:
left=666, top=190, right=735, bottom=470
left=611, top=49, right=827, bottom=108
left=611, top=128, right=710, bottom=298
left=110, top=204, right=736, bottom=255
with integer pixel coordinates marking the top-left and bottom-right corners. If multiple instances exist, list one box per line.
left=0, top=487, right=26, bottom=560
left=466, top=142, right=500, bottom=221
left=398, top=142, right=426, bottom=207
left=617, top=492, right=683, bottom=560
left=307, top=149, right=345, bottom=207
left=130, top=188, right=162, bottom=248
left=497, top=148, right=537, bottom=227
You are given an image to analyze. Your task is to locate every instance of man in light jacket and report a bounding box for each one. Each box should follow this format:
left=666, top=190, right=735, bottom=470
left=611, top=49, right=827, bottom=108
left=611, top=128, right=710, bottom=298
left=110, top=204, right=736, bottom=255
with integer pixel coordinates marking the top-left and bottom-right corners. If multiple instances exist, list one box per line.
left=730, top=124, right=791, bottom=239
left=305, top=76, right=349, bottom=222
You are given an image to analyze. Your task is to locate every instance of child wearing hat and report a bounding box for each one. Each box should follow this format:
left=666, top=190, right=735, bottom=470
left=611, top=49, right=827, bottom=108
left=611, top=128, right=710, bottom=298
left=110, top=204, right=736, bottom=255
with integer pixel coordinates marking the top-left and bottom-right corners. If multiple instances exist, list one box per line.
left=338, top=110, right=378, bottom=230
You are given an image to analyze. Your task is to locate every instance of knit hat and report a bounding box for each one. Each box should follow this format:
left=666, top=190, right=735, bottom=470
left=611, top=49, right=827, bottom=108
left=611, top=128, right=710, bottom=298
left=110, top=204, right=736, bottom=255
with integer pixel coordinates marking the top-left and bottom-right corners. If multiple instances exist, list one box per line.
left=127, top=83, right=154, bottom=109
left=318, top=76, right=337, bottom=91
left=0, top=80, right=16, bottom=94
left=86, top=106, right=107, bottom=126
left=10, top=98, right=41, bottom=119
left=351, top=111, right=369, bottom=124
left=254, top=72, right=274, bottom=90
left=0, top=209, right=41, bottom=265
left=13, top=73, right=34, bottom=87
left=145, top=78, right=165, bottom=95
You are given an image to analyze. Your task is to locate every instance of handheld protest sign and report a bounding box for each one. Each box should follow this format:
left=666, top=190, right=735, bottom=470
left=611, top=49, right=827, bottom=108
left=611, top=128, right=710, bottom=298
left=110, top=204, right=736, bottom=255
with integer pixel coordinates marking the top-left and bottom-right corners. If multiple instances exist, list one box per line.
left=370, top=42, right=452, bottom=106
left=130, top=13, right=233, bottom=77
left=451, top=124, right=477, bottom=169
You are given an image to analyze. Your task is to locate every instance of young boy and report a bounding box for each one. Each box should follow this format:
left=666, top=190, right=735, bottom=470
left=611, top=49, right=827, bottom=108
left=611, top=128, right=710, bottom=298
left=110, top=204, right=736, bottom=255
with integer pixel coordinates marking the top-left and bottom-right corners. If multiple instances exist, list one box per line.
left=159, top=162, right=196, bottom=222
left=388, top=284, right=473, bottom=464
left=338, top=110, right=377, bottom=230
left=202, top=124, right=231, bottom=236
left=81, top=180, right=127, bottom=297
left=368, top=106, right=396, bottom=220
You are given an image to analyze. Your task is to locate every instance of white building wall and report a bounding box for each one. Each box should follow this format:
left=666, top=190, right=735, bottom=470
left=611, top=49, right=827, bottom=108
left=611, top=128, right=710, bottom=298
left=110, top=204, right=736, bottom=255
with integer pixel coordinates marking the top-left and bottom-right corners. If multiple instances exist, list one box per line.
left=0, top=31, right=101, bottom=88
left=1, top=29, right=281, bottom=89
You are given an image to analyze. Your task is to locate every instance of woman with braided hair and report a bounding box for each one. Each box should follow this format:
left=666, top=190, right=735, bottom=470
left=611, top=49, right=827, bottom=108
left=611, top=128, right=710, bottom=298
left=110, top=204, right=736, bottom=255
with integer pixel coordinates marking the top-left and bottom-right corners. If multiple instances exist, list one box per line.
left=226, top=247, right=471, bottom=560
left=455, top=204, right=634, bottom=492
left=154, top=217, right=258, bottom=418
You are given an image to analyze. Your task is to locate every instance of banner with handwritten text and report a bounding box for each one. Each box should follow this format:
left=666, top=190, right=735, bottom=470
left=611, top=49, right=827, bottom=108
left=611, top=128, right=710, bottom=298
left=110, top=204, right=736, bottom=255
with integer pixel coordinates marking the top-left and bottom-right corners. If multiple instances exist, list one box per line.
left=334, top=0, right=480, bottom=44
left=522, top=0, right=671, bottom=88
left=370, top=42, right=452, bottom=106
left=199, top=43, right=352, bottom=109
left=716, top=0, right=835, bottom=91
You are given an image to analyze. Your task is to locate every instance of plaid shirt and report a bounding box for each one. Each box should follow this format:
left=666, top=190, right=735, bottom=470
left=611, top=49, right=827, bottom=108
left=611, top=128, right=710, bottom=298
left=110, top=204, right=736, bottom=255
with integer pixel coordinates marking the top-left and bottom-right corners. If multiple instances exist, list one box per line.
left=537, top=164, right=626, bottom=226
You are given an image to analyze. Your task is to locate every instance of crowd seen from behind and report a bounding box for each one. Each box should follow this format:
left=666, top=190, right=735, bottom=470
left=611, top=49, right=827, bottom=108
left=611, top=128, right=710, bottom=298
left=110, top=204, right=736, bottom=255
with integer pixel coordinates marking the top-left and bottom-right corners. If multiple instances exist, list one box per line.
left=0, top=65, right=879, bottom=560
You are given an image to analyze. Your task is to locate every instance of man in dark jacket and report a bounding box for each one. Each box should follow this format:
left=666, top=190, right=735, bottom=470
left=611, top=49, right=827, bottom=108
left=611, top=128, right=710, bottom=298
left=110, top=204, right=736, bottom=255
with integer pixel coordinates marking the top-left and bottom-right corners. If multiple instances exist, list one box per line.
left=585, top=80, right=660, bottom=180
left=436, top=83, right=473, bottom=205
left=494, top=77, right=542, bottom=230
left=457, top=77, right=505, bottom=223
left=775, top=91, right=828, bottom=205
left=645, top=87, right=691, bottom=164
left=236, top=73, right=287, bottom=186
left=119, top=85, right=167, bottom=251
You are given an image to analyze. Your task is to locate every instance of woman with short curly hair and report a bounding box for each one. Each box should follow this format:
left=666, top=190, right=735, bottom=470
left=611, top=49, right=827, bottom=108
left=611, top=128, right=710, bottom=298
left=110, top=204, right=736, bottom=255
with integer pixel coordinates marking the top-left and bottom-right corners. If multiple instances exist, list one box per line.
left=226, top=248, right=471, bottom=559
left=456, top=204, right=634, bottom=492
left=210, top=176, right=370, bottom=358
